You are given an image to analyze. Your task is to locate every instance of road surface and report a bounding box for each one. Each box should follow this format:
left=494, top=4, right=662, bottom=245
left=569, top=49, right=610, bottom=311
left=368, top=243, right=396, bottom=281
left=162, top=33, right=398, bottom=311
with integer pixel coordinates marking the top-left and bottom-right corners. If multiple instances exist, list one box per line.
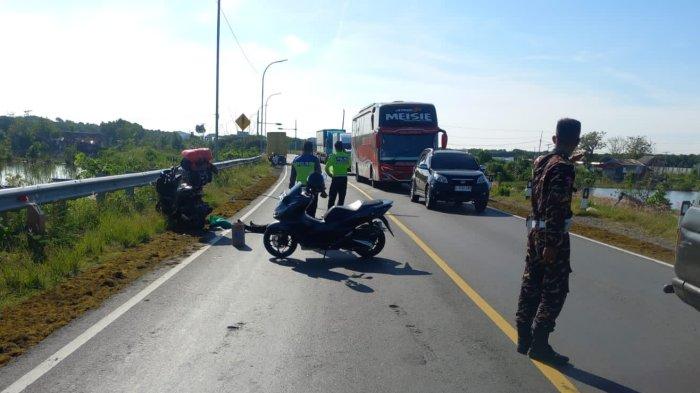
left=0, top=166, right=698, bottom=392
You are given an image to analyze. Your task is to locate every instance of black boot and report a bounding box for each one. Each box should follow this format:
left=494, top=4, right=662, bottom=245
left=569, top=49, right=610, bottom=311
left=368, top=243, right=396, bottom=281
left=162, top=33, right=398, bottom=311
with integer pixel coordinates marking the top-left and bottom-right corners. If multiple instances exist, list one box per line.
left=528, top=328, right=569, bottom=366
left=516, top=324, right=532, bottom=355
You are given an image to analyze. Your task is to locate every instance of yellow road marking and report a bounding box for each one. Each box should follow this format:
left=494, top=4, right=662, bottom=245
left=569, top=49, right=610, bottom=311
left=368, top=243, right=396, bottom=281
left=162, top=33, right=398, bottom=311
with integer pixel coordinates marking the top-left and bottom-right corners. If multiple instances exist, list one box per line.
left=349, top=182, right=578, bottom=393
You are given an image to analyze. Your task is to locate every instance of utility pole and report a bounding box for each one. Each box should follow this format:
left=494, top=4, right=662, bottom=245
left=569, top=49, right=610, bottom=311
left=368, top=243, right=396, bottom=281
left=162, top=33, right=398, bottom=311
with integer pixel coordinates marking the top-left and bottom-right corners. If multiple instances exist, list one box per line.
left=537, top=130, right=543, bottom=154
left=341, top=109, right=345, bottom=130
left=214, top=0, right=221, bottom=157
left=294, top=119, right=298, bottom=152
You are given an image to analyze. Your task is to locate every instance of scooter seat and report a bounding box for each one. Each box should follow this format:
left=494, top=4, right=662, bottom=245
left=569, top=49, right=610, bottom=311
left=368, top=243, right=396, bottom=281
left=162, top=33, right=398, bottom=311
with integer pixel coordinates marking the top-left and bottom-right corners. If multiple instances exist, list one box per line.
left=324, top=200, right=383, bottom=222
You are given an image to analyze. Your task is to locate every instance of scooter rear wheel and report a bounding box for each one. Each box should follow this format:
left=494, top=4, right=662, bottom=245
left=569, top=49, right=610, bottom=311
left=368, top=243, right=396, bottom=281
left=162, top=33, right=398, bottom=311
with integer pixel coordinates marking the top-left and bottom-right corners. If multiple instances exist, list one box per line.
left=355, top=229, right=386, bottom=259
left=263, top=227, right=297, bottom=258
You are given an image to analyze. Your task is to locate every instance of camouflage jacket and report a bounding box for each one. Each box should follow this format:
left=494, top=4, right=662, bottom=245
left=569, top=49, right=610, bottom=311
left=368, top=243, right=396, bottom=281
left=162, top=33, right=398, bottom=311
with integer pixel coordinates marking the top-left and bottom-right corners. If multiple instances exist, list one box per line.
left=530, top=151, right=576, bottom=247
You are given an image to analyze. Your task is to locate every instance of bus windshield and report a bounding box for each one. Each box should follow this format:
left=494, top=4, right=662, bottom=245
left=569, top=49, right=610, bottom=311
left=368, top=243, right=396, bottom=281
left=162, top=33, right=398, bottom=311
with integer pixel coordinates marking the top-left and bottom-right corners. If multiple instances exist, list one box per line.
left=380, top=133, right=436, bottom=161
left=431, top=153, right=479, bottom=170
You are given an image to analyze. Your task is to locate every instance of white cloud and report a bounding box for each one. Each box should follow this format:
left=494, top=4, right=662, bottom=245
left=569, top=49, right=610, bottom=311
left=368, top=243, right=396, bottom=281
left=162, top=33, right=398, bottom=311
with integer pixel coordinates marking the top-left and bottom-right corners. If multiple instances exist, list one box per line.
left=283, top=35, right=310, bottom=55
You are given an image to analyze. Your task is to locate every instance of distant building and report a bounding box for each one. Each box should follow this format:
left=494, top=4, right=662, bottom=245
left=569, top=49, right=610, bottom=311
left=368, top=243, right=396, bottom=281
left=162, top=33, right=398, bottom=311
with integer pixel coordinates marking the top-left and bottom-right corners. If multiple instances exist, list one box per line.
left=639, top=155, right=696, bottom=175
left=493, top=156, right=514, bottom=162
left=237, top=131, right=250, bottom=137
left=175, top=131, right=191, bottom=140
left=595, top=157, right=647, bottom=181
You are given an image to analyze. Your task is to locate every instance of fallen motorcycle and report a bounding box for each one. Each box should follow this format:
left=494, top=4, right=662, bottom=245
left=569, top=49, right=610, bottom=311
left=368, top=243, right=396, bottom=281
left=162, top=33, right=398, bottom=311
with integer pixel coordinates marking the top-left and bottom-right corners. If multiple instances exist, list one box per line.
left=262, top=174, right=394, bottom=259
left=155, top=148, right=217, bottom=230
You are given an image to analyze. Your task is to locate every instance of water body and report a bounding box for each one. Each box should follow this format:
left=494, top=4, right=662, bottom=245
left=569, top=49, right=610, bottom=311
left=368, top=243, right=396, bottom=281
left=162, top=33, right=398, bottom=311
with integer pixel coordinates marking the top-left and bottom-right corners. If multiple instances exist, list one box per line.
left=0, top=162, right=78, bottom=187
left=591, top=187, right=700, bottom=210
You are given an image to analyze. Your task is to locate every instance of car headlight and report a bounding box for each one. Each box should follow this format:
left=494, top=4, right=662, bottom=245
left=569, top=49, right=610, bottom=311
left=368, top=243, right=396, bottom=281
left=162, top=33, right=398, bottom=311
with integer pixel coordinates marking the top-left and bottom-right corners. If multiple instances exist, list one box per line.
left=434, top=174, right=448, bottom=183
left=476, top=174, right=487, bottom=184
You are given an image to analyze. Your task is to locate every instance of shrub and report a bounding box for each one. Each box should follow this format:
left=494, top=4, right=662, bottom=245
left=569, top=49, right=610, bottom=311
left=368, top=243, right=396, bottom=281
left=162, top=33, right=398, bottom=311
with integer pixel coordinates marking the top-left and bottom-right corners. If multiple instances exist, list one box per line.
left=496, top=184, right=512, bottom=196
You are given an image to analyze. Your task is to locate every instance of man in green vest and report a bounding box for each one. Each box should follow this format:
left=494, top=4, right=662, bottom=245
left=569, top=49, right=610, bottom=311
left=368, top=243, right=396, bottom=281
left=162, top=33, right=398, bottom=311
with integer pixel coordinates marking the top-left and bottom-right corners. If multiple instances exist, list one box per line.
left=290, top=141, right=324, bottom=217
left=325, top=140, right=351, bottom=209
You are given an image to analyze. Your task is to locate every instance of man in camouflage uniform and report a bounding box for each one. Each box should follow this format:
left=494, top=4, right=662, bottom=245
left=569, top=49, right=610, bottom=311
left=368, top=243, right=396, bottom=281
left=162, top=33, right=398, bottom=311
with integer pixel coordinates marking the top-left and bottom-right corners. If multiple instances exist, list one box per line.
left=515, top=118, right=581, bottom=366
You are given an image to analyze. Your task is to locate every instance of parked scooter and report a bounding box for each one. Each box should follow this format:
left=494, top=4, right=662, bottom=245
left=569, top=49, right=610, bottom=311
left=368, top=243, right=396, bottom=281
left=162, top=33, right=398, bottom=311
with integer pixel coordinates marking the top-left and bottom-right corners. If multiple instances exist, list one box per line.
left=155, top=148, right=217, bottom=230
left=262, top=173, right=394, bottom=258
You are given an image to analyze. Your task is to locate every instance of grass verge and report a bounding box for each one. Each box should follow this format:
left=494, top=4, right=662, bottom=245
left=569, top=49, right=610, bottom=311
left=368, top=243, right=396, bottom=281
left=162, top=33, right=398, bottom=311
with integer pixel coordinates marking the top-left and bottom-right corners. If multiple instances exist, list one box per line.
left=490, top=192, right=677, bottom=264
left=0, top=163, right=279, bottom=366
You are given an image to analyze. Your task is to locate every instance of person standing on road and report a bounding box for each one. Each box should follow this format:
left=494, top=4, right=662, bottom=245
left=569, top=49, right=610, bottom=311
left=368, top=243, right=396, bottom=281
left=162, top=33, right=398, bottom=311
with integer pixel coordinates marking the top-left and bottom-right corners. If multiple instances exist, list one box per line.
left=325, top=140, right=351, bottom=209
left=289, top=140, right=325, bottom=217
left=515, top=118, right=582, bottom=366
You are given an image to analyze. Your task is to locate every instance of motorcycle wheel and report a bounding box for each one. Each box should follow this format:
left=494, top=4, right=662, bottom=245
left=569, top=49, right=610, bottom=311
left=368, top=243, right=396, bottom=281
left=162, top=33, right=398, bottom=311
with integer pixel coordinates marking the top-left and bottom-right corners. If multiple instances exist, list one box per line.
left=355, top=228, right=386, bottom=259
left=263, top=227, right=297, bottom=258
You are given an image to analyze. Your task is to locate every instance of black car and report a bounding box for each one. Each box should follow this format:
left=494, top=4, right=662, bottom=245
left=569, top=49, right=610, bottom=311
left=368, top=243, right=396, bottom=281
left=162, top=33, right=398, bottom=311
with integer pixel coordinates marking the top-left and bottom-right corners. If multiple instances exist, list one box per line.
left=409, top=149, right=490, bottom=212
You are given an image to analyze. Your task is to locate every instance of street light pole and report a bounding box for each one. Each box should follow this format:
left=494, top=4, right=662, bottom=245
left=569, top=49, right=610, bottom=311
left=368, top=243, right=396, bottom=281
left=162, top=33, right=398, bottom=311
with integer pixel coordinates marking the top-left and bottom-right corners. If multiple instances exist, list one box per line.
left=214, top=0, right=221, bottom=157
left=259, top=59, right=287, bottom=137
left=264, top=92, right=282, bottom=136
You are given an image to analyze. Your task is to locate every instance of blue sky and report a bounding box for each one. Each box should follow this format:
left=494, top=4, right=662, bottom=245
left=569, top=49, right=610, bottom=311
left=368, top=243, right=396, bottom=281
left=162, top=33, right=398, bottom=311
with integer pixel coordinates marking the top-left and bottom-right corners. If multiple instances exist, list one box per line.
left=1, top=0, right=699, bottom=153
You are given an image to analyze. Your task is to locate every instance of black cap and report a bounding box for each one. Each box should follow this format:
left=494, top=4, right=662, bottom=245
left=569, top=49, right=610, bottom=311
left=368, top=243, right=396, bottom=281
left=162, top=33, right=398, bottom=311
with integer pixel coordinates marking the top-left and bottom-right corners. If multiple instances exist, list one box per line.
left=556, top=118, right=581, bottom=142
left=303, top=140, right=313, bottom=153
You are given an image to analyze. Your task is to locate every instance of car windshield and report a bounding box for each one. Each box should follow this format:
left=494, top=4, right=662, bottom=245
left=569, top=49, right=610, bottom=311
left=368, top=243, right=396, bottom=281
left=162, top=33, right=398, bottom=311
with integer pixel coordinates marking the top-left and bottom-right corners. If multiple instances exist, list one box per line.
left=431, top=153, right=479, bottom=170
left=380, top=134, right=436, bottom=161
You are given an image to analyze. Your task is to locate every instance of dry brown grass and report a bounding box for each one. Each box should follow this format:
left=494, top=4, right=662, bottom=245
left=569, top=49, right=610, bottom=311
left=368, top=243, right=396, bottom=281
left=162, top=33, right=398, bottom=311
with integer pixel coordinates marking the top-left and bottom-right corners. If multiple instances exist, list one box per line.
left=489, top=198, right=676, bottom=264
left=0, top=170, right=280, bottom=366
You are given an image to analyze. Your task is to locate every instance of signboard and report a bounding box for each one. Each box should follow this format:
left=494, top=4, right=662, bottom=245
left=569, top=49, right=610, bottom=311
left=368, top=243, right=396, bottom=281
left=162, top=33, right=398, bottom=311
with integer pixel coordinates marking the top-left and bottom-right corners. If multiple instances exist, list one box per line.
left=235, top=114, right=251, bottom=131
left=378, top=104, right=437, bottom=128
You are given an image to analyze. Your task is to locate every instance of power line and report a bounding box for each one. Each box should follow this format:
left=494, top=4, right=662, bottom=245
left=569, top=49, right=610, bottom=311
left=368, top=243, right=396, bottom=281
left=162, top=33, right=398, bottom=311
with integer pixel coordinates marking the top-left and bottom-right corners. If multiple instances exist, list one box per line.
left=220, top=9, right=258, bottom=73
left=441, top=124, right=543, bottom=133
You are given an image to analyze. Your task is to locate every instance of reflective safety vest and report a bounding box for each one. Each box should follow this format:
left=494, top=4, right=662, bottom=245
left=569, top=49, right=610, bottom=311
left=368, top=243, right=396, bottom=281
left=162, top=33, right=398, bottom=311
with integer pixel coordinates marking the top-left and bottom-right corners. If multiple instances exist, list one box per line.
left=326, top=151, right=350, bottom=177
left=293, top=158, right=317, bottom=185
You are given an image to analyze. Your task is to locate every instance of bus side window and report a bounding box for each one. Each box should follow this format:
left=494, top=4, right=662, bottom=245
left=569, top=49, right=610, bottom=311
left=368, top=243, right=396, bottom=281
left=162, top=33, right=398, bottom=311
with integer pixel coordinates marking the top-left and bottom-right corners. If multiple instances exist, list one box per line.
left=371, top=114, right=374, bottom=130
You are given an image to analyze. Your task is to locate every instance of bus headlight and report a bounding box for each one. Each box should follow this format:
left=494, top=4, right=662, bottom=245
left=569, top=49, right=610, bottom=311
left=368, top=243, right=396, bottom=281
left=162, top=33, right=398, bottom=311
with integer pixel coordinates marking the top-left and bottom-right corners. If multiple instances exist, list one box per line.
left=476, top=175, right=487, bottom=184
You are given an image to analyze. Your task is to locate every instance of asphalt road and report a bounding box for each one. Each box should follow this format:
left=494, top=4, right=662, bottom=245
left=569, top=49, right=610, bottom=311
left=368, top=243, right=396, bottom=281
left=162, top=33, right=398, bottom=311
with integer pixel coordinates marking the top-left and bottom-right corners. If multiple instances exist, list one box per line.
left=0, top=165, right=698, bottom=392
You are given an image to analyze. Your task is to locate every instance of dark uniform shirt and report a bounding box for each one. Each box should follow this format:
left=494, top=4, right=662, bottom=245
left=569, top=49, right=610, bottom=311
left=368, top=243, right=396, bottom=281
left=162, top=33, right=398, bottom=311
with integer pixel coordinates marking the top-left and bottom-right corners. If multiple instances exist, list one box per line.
left=530, top=151, right=576, bottom=248
left=515, top=150, right=576, bottom=333
left=289, top=153, right=322, bottom=188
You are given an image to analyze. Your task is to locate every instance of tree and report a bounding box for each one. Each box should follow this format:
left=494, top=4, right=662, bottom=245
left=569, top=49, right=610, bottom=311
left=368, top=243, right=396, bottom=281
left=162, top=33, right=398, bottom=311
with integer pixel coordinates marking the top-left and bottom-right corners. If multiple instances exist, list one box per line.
left=623, top=136, right=654, bottom=159
left=607, top=137, right=626, bottom=156
left=579, top=131, right=606, bottom=161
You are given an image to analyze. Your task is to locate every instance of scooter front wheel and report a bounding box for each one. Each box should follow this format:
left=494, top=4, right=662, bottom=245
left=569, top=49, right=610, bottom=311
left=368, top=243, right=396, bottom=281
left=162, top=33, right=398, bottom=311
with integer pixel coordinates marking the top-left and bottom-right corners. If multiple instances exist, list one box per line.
left=263, top=227, right=298, bottom=258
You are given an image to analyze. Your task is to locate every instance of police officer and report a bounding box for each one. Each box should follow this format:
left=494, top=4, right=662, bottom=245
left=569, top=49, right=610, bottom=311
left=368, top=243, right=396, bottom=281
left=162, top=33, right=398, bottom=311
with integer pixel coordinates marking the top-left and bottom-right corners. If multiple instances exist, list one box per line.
left=325, top=140, right=351, bottom=209
left=515, top=118, right=582, bottom=366
left=289, top=141, right=324, bottom=217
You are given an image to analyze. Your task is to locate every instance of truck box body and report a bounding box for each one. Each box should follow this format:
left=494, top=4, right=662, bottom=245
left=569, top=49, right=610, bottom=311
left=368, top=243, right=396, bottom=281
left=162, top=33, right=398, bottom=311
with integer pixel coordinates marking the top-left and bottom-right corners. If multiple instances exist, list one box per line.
left=267, top=132, right=288, bottom=156
left=315, top=129, right=345, bottom=162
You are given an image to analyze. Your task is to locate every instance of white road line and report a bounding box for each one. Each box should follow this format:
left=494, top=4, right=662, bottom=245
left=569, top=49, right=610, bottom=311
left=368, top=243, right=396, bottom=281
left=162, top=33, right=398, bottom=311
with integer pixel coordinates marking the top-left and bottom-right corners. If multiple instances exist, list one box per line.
left=487, top=206, right=674, bottom=268
left=1, top=166, right=287, bottom=393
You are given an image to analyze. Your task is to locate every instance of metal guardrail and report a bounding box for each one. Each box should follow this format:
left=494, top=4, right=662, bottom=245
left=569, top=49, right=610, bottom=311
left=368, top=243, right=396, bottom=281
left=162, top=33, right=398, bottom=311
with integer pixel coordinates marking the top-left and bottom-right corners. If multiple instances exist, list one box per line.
left=0, top=156, right=262, bottom=213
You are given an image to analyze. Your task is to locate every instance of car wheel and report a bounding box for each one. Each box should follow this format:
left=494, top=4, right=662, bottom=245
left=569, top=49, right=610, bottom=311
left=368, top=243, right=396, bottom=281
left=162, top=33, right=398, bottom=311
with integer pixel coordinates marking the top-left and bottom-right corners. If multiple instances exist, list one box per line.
left=425, top=185, right=436, bottom=210
left=410, top=180, right=419, bottom=202
left=474, top=198, right=488, bottom=214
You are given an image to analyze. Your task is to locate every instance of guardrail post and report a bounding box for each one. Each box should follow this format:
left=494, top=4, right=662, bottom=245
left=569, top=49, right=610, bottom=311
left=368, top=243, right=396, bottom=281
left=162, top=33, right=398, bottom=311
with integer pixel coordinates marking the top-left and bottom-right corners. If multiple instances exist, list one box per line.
left=580, top=187, right=590, bottom=210
left=26, top=203, right=46, bottom=234
left=125, top=187, right=134, bottom=198
left=524, top=180, right=532, bottom=199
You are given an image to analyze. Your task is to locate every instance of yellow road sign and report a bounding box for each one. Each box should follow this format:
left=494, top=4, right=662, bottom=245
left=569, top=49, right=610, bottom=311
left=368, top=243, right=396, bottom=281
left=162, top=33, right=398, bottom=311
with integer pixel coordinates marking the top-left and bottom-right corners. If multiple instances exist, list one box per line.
left=235, top=114, right=251, bottom=130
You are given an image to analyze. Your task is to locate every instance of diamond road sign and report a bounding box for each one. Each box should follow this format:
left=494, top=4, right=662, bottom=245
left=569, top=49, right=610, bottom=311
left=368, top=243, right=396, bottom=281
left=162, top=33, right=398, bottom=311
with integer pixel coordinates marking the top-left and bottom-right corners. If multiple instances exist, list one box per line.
left=235, top=114, right=251, bottom=130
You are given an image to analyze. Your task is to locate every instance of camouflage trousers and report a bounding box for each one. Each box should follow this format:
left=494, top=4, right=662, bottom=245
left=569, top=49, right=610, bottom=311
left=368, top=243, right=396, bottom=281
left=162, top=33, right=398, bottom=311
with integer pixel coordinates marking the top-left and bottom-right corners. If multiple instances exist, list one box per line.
left=516, top=231, right=572, bottom=333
